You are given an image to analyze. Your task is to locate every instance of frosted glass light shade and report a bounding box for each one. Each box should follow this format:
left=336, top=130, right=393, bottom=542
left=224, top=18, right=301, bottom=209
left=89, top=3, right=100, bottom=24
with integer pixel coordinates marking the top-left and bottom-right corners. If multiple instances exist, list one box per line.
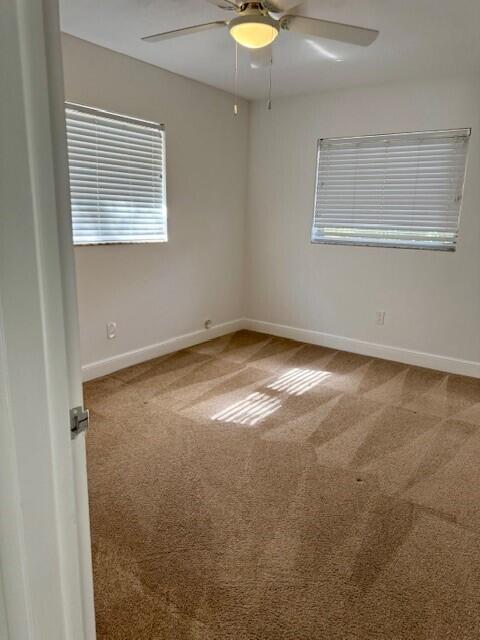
left=229, top=16, right=279, bottom=49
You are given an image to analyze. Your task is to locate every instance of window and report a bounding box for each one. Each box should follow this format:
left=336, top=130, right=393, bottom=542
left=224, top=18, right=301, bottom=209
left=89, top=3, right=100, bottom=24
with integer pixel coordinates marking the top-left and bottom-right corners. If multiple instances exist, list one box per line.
left=65, top=103, right=167, bottom=245
left=312, top=129, right=470, bottom=251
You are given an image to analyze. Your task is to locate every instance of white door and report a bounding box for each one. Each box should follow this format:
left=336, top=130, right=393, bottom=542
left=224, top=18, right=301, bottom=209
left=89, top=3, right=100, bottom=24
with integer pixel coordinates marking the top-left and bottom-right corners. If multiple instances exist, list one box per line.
left=0, top=0, right=95, bottom=638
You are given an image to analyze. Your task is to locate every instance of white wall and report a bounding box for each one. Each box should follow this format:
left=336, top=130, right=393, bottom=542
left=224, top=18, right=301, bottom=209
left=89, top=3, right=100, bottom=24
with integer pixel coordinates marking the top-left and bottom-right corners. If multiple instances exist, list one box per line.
left=246, top=75, right=480, bottom=368
left=61, top=34, right=248, bottom=371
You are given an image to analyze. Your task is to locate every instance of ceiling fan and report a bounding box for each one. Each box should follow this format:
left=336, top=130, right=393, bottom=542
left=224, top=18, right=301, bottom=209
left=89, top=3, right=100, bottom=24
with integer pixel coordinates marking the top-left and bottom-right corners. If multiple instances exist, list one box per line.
left=141, top=1, right=379, bottom=64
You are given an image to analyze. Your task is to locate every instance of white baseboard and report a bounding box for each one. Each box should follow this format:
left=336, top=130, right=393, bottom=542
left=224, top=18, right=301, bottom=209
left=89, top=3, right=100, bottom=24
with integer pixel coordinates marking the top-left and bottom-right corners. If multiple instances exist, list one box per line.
left=81, top=319, right=244, bottom=382
left=244, top=318, right=480, bottom=379
left=82, top=316, right=480, bottom=381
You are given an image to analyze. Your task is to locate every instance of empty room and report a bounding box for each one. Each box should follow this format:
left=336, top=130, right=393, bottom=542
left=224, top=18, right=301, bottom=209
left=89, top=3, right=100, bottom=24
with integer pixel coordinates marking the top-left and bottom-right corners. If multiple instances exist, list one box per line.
left=2, top=1, right=480, bottom=639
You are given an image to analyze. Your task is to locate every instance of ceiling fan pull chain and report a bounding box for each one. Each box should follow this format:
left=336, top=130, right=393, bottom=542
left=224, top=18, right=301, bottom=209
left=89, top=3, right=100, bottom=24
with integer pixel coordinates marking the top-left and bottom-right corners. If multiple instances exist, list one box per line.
left=267, top=49, right=273, bottom=111
left=234, top=41, right=239, bottom=115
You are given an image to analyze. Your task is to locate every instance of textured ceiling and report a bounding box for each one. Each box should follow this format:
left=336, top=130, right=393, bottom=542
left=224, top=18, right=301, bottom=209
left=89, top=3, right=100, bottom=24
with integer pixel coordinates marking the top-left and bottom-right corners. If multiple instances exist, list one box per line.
left=60, top=0, right=480, bottom=100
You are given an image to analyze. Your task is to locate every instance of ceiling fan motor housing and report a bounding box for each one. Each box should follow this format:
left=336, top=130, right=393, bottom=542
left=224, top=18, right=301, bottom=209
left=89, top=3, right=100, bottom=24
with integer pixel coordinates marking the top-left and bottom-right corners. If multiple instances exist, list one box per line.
left=238, top=3, right=269, bottom=14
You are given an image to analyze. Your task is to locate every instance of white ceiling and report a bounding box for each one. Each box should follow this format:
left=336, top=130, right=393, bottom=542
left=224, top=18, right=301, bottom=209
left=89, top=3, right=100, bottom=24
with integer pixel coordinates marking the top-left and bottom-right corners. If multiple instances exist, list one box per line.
left=60, top=0, right=480, bottom=100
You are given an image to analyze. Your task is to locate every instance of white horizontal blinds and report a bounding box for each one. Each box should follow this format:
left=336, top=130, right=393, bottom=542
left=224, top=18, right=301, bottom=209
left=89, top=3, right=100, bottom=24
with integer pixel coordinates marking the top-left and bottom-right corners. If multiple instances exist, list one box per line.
left=66, top=104, right=167, bottom=245
left=312, top=129, right=470, bottom=250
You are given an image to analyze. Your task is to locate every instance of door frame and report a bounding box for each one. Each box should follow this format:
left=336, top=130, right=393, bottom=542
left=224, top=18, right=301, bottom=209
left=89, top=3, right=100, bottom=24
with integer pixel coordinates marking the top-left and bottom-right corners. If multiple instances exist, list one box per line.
left=0, top=0, right=95, bottom=637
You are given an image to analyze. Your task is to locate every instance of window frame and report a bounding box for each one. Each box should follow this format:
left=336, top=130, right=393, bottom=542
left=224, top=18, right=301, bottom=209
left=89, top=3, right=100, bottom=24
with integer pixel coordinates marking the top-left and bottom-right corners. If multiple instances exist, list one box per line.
left=65, top=102, right=168, bottom=247
left=311, top=128, right=471, bottom=252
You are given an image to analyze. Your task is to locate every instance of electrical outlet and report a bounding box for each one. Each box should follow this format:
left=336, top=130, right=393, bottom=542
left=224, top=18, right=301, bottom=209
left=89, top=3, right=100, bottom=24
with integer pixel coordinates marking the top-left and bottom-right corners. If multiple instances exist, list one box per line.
left=376, top=311, right=386, bottom=326
left=106, top=321, right=117, bottom=339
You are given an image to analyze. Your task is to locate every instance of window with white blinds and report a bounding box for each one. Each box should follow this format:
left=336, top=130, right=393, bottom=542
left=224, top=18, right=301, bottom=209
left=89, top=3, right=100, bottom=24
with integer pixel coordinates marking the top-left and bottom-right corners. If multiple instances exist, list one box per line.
left=66, top=103, right=167, bottom=245
left=312, top=129, right=470, bottom=251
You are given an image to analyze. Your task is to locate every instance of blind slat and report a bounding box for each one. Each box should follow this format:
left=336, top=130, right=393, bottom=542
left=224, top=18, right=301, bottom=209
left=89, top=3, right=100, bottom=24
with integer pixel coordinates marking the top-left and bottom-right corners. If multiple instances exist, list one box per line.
left=312, top=129, right=469, bottom=250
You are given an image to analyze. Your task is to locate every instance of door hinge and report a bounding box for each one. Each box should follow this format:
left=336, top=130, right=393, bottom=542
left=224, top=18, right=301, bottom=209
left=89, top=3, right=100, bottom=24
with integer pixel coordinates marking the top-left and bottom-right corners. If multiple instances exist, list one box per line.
left=70, top=406, right=89, bottom=439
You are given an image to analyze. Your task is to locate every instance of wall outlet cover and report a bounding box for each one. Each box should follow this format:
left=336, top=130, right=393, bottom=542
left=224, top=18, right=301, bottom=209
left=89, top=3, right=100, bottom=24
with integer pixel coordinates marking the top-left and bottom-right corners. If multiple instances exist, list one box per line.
left=376, top=311, right=386, bottom=326
left=107, top=321, right=117, bottom=339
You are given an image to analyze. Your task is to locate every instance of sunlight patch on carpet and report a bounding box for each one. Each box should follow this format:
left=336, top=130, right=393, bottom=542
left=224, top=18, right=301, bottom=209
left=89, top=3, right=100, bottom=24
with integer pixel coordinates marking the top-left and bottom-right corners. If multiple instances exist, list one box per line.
left=267, top=368, right=330, bottom=396
left=211, top=392, right=282, bottom=426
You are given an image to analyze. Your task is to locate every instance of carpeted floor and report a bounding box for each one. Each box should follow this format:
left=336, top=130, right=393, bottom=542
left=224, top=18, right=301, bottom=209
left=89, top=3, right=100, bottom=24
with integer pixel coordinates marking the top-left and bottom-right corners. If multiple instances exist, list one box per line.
left=85, top=330, right=480, bottom=640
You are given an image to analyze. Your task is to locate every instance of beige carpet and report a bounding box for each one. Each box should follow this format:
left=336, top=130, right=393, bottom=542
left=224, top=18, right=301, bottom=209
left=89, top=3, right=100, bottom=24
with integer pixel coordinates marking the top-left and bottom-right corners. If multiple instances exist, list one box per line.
left=85, top=330, right=480, bottom=640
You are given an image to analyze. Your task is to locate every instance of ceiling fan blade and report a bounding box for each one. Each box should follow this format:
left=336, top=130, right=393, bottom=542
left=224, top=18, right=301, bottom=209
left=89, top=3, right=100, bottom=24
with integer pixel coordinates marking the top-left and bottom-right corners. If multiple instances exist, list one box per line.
left=204, top=0, right=240, bottom=9
left=142, top=21, right=227, bottom=43
left=249, top=46, right=273, bottom=69
left=281, top=15, right=379, bottom=46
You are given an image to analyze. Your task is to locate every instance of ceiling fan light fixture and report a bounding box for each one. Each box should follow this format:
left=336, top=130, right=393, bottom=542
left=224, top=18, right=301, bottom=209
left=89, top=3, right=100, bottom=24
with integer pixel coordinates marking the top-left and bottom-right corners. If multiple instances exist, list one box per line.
left=229, top=15, right=279, bottom=49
